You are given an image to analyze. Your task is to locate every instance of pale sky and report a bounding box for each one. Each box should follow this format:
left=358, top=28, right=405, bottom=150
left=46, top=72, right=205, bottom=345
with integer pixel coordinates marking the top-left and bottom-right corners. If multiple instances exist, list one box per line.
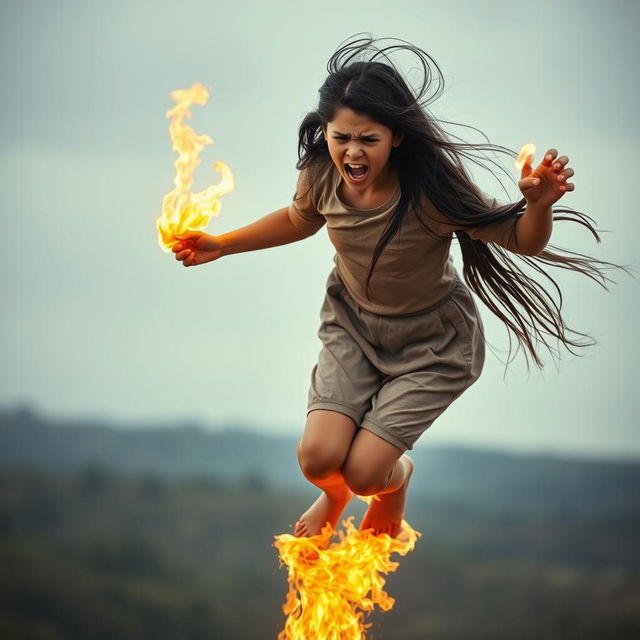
left=1, top=0, right=638, bottom=460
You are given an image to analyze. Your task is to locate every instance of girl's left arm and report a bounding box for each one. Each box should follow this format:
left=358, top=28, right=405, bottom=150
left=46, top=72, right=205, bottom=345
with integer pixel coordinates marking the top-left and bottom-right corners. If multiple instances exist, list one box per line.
left=515, top=148, right=575, bottom=255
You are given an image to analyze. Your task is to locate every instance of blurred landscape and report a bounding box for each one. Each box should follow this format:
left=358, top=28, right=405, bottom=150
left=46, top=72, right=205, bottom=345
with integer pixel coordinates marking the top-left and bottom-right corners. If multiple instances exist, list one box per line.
left=1, top=406, right=639, bottom=639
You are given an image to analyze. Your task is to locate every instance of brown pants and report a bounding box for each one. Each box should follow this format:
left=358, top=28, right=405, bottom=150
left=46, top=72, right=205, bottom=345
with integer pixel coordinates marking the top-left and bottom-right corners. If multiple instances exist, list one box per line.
left=306, top=266, right=485, bottom=452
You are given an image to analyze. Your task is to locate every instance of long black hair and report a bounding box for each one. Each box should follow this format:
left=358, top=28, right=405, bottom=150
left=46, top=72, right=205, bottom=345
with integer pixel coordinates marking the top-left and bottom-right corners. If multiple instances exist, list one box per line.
left=295, top=34, right=634, bottom=372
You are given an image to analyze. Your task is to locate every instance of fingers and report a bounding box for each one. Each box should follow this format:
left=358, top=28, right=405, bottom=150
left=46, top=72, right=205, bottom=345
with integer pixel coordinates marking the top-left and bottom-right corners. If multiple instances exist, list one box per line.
left=555, top=158, right=574, bottom=191
left=557, top=167, right=575, bottom=191
left=544, top=148, right=575, bottom=192
left=554, top=156, right=569, bottom=171
left=174, top=231, right=198, bottom=241
left=173, top=246, right=195, bottom=266
left=543, top=149, right=567, bottom=167
left=544, top=149, right=568, bottom=171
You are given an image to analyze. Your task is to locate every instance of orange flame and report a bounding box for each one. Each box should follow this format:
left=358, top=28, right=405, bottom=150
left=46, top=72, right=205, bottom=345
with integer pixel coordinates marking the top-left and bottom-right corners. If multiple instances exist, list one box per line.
left=274, top=495, right=422, bottom=640
left=515, top=143, right=536, bottom=171
left=156, top=83, right=234, bottom=252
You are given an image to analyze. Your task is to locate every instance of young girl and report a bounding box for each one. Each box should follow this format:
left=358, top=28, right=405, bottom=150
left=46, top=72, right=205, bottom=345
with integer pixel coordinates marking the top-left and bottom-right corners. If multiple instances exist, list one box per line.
left=171, top=35, right=629, bottom=542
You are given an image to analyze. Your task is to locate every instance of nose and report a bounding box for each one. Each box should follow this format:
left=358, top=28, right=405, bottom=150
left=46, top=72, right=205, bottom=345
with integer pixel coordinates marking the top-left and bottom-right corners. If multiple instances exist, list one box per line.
left=345, top=142, right=364, bottom=161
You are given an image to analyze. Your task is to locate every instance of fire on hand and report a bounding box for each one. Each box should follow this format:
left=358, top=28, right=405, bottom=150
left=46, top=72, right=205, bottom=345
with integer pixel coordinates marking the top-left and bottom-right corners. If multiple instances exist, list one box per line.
left=155, top=83, right=233, bottom=253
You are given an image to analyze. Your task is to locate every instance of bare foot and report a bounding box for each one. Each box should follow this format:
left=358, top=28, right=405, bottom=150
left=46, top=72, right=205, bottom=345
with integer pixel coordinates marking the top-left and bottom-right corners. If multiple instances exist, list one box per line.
left=294, top=489, right=353, bottom=538
left=359, top=455, right=414, bottom=538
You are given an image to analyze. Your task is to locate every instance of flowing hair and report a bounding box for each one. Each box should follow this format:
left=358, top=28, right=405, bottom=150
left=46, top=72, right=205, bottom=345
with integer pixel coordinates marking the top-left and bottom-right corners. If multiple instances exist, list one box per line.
left=294, top=33, right=635, bottom=372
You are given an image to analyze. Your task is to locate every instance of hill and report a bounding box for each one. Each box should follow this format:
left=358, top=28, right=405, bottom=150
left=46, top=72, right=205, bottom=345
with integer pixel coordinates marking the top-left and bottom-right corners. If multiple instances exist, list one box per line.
left=2, top=406, right=639, bottom=517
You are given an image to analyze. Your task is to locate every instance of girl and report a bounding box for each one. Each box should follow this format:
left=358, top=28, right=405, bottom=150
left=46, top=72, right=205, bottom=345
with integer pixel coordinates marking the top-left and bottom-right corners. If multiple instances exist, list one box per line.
left=171, top=35, right=630, bottom=542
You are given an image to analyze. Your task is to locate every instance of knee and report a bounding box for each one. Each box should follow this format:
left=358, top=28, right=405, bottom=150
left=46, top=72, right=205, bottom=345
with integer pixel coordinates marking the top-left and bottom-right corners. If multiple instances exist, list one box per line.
left=296, top=439, right=345, bottom=480
left=343, top=465, right=389, bottom=496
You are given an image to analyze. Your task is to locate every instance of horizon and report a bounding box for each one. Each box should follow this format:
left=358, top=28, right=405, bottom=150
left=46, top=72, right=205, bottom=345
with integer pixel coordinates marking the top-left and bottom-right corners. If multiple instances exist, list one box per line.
left=3, top=402, right=639, bottom=465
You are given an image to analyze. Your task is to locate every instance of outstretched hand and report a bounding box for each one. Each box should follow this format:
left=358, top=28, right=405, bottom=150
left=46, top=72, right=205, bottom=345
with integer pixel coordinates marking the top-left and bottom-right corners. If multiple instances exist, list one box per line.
left=518, top=148, right=575, bottom=208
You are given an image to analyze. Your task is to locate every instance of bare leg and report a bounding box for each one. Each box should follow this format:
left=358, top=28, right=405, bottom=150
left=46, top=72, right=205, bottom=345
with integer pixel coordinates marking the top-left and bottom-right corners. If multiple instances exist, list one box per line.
left=358, top=454, right=414, bottom=538
left=293, top=457, right=354, bottom=538
left=294, top=410, right=357, bottom=538
left=341, top=429, right=414, bottom=539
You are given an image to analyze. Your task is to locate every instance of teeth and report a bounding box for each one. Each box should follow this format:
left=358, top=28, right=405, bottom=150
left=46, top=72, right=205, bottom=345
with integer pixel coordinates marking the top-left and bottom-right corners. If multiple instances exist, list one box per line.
left=347, top=163, right=366, bottom=168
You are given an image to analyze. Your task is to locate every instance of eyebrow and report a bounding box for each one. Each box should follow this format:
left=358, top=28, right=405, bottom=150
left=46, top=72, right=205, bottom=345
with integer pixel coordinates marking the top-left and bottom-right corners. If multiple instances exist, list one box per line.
left=332, top=132, right=380, bottom=138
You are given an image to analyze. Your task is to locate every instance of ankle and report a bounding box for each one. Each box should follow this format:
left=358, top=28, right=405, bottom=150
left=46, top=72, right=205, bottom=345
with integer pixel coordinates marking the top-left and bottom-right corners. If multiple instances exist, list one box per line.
left=317, top=474, right=353, bottom=502
left=324, top=484, right=352, bottom=503
left=307, top=469, right=350, bottom=498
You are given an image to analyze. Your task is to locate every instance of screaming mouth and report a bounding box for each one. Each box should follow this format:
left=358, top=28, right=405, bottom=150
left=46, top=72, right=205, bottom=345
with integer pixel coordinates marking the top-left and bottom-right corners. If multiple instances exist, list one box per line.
left=345, top=163, right=368, bottom=179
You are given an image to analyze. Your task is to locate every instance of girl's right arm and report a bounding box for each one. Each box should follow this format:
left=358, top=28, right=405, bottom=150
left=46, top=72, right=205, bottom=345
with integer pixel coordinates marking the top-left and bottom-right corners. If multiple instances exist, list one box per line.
left=172, top=205, right=315, bottom=267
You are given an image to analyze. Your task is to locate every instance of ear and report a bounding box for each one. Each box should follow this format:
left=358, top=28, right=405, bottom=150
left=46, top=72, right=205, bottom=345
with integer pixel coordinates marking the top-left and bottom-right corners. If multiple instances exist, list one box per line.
left=322, top=126, right=328, bottom=141
left=392, top=132, right=404, bottom=147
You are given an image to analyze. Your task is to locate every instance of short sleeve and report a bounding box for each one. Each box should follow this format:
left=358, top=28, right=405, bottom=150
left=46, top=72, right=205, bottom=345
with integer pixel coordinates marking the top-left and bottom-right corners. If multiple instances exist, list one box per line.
left=288, top=167, right=326, bottom=235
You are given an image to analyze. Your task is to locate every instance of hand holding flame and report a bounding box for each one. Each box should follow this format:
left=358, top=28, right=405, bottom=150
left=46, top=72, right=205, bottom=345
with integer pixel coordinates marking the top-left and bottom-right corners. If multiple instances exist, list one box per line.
left=156, top=83, right=234, bottom=259
left=172, top=230, right=223, bottom=267
left=516, top=144, right=575, bottom=208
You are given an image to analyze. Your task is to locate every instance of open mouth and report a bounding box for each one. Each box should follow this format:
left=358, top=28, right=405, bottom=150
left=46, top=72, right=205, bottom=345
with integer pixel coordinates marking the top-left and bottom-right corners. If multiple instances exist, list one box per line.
left=345, top=163, right=368, bottom=181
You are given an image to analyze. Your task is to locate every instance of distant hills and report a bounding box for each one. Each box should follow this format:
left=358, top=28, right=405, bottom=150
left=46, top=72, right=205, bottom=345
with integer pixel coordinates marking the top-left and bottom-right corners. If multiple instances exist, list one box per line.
left=2, top=406, right=639, bottom=517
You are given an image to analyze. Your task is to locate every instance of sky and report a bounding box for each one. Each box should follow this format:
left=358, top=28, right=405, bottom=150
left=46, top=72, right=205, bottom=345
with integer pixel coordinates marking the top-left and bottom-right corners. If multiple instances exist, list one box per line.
left=1, top=0, right=638, bottom=460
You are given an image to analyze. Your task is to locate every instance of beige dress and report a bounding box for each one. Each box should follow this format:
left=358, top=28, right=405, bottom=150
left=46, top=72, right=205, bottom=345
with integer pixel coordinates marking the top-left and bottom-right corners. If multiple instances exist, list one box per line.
left=289, top=158, right=517, bottom=451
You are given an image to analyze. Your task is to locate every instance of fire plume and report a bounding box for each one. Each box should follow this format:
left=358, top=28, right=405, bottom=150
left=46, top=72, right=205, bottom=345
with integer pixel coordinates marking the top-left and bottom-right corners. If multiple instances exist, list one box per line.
left=515, top=143, right=536, bottom=171
left=156, top=83, right=234, bottom=252
left=274, top=495, right=422, bottom=640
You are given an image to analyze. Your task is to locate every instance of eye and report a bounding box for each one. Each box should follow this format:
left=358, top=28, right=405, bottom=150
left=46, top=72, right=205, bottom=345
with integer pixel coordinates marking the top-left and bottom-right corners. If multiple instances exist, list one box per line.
left=333, top=136, right=378, bottom=143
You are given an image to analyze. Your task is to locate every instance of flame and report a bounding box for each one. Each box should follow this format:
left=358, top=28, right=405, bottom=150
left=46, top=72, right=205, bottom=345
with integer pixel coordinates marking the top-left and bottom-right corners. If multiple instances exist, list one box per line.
left=515, top=143, right=536, bottom=171
left=156, top=83, right=234, bottom=252
left=274, top=495, right=422, bottom=639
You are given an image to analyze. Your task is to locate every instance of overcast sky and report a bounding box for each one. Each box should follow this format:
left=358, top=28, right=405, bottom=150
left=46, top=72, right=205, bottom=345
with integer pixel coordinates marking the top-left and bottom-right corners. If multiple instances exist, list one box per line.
left=1, top=0, right=638, bottom=460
